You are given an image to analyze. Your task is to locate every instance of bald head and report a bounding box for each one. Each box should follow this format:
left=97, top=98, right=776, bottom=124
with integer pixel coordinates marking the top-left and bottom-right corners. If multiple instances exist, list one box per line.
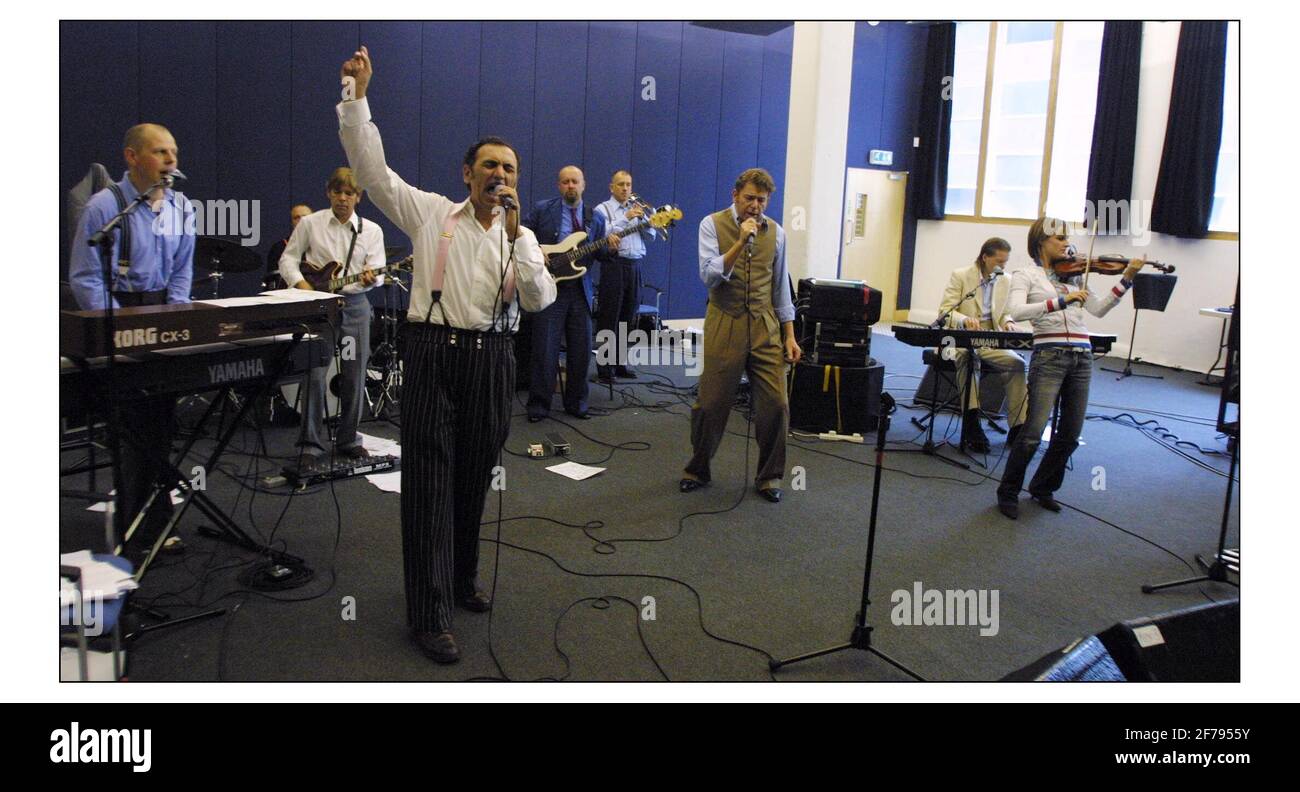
left=124, top=123, right=173, bottom=153
left=122, top=123, right=179, bottom=194
left=557, top=165, right=584, bottom=206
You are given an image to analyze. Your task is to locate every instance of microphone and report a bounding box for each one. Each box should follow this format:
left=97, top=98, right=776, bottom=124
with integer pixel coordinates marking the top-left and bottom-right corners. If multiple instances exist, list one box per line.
left=160, top=169, right=187, bottom=187
left=488, top=182, right=516, bottom=211
left=745, top=216, right=768, bottom=242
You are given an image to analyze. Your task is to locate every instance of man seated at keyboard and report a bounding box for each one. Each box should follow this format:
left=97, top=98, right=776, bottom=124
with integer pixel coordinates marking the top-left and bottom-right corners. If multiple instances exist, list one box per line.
left=936, top=237, right=1028, bottom=452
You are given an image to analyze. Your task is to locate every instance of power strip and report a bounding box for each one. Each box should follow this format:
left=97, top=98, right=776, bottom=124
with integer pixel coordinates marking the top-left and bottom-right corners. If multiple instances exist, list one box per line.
left=817, top=431, right=864, bottom=444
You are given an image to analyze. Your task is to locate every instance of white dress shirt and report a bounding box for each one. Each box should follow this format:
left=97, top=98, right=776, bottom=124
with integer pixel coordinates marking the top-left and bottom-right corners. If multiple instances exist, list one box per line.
left=278, top=208, right=385, bottom=295
left=337, top=97, right=555, bottom=330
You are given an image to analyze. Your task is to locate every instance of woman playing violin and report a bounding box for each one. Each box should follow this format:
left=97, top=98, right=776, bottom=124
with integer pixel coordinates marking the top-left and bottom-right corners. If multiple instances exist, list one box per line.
left=995, top=217, right=1145, bottom=519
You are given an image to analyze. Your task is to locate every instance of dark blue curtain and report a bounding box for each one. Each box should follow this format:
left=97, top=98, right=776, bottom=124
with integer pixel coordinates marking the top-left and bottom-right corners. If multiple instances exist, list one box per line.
left=911, top=23, right=955, bottom=220
left=1150, top=21, right=1228, bottom=238
left=1084, top=21, right=1142, bottom=234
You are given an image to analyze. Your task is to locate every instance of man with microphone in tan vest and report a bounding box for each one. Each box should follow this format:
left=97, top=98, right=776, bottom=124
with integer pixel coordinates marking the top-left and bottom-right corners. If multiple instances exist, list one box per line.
left=679, top=168, right=801, bottom=503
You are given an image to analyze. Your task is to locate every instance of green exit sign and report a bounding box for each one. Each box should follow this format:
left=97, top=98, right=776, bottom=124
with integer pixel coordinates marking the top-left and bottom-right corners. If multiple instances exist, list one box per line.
left=869, top=150, right=893, bottom=166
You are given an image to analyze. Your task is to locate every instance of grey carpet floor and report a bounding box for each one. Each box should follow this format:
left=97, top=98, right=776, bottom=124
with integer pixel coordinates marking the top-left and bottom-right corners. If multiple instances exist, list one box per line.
left=59, top=328, right=1239, bottom=682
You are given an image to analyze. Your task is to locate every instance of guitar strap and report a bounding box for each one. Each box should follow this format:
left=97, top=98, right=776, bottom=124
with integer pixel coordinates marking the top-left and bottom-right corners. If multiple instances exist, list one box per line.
left=344, top=216, right=362, bottom=277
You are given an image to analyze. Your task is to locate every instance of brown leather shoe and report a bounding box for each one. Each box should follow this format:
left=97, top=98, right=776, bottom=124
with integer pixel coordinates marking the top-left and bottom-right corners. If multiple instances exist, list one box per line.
left=458, top=591, right=492, bottom=613
left=412, top=630, right=460, bottom=664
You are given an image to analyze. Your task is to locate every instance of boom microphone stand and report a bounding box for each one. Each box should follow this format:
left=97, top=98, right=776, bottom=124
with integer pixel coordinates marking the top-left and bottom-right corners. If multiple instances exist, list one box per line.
left=771, top=392, right=924, bottom=680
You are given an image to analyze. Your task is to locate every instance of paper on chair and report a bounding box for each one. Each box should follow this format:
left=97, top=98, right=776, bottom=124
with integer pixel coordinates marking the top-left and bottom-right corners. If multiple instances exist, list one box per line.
left=546, top=461, right=605, bottom=481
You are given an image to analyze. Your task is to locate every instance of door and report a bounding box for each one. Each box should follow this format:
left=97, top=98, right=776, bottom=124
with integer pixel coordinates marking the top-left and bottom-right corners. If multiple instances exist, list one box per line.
left=840, top=168, right=908, bottom=322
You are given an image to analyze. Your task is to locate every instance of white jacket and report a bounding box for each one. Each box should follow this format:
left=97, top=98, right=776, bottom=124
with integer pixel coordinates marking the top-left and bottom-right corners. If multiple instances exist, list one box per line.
left=938, top=263, right=1018, bottom=330
left=1008, top=265, right=1131, bottom=347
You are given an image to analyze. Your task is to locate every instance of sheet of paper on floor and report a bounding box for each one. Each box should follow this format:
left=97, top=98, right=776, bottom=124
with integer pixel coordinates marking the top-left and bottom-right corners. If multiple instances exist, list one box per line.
left=546, top=461, right=606, bottom=481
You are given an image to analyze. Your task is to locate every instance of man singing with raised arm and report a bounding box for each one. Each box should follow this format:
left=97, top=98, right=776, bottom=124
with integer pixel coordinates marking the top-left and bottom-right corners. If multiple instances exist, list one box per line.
left=337, top=46, right=556, bottom=664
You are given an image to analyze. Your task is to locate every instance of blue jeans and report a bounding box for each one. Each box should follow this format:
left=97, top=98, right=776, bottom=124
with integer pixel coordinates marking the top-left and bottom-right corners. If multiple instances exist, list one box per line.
left=997, top=346, right=1092, bottom=502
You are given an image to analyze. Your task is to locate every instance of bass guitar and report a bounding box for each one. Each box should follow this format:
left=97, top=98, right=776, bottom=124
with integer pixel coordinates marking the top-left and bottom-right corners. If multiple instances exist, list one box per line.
left=541, top=206, right=683, bottom=282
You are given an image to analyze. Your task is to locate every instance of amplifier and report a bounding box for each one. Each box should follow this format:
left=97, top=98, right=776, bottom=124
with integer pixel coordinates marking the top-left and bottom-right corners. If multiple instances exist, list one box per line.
left=797, top=278, right=882, bottom=325
left=789, top=359, right=884, bottom=435
left=809, top=320, right=871, bottom=367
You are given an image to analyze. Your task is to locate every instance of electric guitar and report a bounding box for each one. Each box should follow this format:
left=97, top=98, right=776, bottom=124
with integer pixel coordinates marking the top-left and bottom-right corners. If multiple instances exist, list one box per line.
left=541, top=206, right=683, bottom=282
left=300, top=255, right=413, bottom=293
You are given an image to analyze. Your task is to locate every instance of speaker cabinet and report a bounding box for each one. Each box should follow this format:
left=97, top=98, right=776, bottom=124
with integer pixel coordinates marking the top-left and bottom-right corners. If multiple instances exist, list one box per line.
left=789, top=359, right=884, bottom=435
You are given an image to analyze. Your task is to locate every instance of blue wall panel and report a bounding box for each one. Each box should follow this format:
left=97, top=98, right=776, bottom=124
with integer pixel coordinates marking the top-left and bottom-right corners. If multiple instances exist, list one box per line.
left=714, top=33, right=764, bottom=210
left=139, top=22, right=218, bottom=221
left=290, top=22, right=360, bottom=226
left=667, top=25, right=725, bottom=320
left=630, top=21, right=684, bottom=305
left=59, top=21, right=139, bottom=274
left=215, top=22, right=291, bottom=294
left=419, top=22, right=481, bottom=200
left=530, top=22, right=590, bottom=205
left=479, top=23, right=537, bottom=208
left=582, top=22, right=637, bottom=201
left=358, top=22, right=424, bottom=256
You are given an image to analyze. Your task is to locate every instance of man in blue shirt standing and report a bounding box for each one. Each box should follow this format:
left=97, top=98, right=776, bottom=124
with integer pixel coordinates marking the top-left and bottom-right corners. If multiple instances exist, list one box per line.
left=68, top=123, right=195, bottom=564
left=593, top=170, right=657, bottom=383
left=523, top=165, right=608, bottom=421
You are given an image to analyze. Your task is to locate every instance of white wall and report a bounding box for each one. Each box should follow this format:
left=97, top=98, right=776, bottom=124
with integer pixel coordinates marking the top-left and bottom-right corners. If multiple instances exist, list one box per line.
left=783, top=21, right=855, bottom=284
left=908, top=21, right=1239, bottom=374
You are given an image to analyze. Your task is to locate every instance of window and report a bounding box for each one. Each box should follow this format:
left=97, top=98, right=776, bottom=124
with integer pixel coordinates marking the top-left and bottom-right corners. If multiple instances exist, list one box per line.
left=1208, top=21, right=1239, bottom=233
left=945, top=21, right=1103, bottom=223
left=944, top=22, right=991, bottom=216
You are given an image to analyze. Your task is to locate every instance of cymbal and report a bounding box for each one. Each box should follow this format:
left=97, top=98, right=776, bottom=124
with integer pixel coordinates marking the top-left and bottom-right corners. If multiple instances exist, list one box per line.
left=194, top=236, right=264, bottom=273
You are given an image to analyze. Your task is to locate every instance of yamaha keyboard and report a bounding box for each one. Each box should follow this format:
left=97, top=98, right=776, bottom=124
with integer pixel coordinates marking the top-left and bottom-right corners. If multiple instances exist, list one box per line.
left=60, top=333, right=332, bottom=409
left=60, top=292, right=341, bottom=358
left=893, top=325, right=1117, bottom=355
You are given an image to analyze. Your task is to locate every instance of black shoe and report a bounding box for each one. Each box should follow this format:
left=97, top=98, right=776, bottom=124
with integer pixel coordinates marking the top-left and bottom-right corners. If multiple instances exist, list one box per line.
left=679, top=478, right=705, bottom=493
left=997, top=500, right=1019, bottom=520
left=757, top=487, right=782, bottom=503
left=615, top=366, right=638, bottom=379
left=566, top=410, right=590, bottom=420
left=527, top=414, right=546, bottom=423
left=1031, top=494, right=1062, bottom=512
left=412, top=630, right=460, bottom=664
left=458, top=591, right=492, bottom=613
left=962, top=411, right=991, bottom=453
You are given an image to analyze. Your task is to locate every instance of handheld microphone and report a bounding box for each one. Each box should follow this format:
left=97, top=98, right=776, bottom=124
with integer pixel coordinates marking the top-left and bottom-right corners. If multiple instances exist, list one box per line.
left=488, top=182, right=516, bottom=211
left=745, top=216, right=768, bottom=242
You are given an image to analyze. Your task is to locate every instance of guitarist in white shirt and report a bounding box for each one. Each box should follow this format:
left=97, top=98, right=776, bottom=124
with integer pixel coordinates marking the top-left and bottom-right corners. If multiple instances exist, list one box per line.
left=278, top=166, right=385, bottom=463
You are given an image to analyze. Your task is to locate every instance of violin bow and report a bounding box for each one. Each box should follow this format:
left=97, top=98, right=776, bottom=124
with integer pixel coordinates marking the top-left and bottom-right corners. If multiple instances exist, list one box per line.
left=1081, top=211, right=1100, bottom=291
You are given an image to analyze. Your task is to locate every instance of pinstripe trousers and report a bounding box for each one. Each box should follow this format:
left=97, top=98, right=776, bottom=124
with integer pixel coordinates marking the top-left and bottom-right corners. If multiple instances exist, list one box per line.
left=399, top=323, right=514, bottom=633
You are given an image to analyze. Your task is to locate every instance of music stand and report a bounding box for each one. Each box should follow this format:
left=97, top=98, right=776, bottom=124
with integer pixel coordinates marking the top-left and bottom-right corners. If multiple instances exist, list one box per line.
left=1103, top=272, right=1177, bottom=380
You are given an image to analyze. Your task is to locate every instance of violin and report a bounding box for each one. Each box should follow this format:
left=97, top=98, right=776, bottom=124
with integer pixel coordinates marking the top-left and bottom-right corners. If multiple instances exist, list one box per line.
left=1049, top=253, right=1175, bottom=277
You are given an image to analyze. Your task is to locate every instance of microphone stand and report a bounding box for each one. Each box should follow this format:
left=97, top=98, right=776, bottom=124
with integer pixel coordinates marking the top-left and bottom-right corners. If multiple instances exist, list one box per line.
left=772, top=393, right=923, bottom=680
left=84, top=177, right=170, bottom=550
